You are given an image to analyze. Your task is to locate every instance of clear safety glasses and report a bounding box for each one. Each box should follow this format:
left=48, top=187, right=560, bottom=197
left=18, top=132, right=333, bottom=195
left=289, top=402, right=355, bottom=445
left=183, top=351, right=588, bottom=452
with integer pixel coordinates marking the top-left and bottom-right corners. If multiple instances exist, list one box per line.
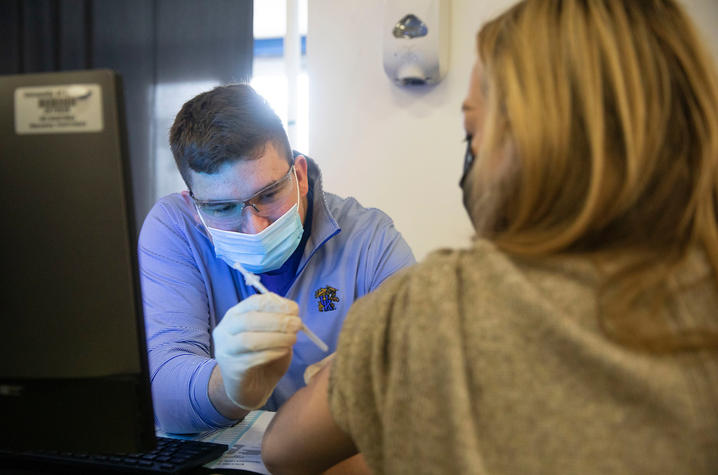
left=190, top=165, right=297, bottom=229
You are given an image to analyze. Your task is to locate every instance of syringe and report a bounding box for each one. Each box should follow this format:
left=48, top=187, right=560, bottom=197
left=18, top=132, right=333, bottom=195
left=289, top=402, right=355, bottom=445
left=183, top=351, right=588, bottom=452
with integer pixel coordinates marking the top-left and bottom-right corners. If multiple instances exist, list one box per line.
left=233, top=262, right=329, bottom=353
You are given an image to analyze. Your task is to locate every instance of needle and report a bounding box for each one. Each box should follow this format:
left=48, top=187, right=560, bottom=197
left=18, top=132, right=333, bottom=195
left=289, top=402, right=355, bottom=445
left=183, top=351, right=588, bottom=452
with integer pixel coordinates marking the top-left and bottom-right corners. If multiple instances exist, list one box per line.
left=233, top=262, right=329, bottom=353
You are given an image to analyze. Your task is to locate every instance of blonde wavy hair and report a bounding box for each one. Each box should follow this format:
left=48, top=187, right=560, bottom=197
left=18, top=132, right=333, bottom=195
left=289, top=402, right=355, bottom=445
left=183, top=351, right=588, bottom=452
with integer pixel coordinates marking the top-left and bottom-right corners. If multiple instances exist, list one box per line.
left=467, top=0, right=718, bottom=351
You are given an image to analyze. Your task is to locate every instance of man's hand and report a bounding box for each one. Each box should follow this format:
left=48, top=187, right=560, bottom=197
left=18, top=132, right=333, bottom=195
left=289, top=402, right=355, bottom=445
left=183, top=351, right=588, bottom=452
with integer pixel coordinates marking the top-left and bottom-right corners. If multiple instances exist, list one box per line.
left=213, top=293, right=302, bottom=410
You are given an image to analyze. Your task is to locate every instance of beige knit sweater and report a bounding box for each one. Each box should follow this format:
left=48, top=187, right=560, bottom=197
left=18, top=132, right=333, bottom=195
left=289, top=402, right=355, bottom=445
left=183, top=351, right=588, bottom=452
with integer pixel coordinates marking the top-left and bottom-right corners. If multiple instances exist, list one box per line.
left=328, top=239, right=718, bottom=474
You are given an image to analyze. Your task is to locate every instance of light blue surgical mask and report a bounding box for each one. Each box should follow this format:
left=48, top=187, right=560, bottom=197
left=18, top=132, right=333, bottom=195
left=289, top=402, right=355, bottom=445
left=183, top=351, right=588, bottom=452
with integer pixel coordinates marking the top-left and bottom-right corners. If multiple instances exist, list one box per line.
left=199, top=169, right=304, bottom=273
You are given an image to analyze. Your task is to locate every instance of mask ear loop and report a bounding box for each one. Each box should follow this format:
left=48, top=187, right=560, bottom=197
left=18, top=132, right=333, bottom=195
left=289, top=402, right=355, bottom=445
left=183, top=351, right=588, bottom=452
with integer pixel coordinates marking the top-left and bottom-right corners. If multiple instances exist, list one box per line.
left=293, top=166, right=300, bottom=210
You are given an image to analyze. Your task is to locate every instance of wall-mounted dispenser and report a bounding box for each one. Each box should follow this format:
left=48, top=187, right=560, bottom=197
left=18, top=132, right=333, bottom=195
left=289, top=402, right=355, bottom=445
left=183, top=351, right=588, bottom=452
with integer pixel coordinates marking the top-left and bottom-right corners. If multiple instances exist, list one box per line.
left=382, top=0, right=450, bottom=86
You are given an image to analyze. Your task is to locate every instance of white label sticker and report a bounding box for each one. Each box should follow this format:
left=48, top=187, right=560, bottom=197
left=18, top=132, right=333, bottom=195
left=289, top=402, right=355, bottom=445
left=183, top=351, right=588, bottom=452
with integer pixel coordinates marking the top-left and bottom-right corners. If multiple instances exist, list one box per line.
left=14, top=84, right=104, bottom=134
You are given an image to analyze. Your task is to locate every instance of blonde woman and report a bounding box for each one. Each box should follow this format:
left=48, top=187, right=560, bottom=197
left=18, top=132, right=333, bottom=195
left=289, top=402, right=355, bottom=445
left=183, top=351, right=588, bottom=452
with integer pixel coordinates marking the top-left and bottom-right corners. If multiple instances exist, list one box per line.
left=262, top=0, right=718, bottom=473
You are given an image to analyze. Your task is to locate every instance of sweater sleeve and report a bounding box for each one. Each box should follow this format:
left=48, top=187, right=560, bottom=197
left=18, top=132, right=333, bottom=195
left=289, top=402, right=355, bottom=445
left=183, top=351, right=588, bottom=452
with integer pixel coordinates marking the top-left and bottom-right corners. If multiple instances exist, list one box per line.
left=327, top=266, right=412, bottom=470
left=327, top=250, right=479, bottom=473
left=138, top=200, right=237, bottom=433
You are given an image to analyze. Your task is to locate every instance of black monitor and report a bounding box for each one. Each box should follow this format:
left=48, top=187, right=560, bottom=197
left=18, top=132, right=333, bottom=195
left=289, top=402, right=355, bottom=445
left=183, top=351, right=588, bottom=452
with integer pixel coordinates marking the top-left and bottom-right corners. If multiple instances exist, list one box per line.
left=0, top=70, right=155, bottom=454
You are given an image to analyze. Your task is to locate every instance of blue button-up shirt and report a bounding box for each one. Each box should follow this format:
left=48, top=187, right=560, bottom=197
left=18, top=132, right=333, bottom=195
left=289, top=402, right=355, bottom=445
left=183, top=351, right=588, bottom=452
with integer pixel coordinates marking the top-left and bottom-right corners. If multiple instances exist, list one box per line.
left=138, top=158, right=415, bottom=433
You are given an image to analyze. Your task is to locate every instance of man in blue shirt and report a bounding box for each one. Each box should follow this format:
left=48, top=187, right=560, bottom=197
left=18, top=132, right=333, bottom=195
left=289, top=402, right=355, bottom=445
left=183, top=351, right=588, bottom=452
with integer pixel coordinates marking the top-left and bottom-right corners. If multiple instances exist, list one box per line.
left=138, top=84, right=415, bottom=433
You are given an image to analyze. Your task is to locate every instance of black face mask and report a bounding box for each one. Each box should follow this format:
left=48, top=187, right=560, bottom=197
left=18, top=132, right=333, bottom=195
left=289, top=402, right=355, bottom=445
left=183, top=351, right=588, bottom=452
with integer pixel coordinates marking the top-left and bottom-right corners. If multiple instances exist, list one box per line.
left=459, top=134, right=478, bottom=228
left=459, top=134, right=476, bottom=188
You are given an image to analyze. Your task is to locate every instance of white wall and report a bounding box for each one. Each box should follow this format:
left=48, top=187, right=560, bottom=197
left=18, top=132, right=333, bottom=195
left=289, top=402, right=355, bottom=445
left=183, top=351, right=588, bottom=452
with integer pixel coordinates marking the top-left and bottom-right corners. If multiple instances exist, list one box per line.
left=685, top=0, right=718, bottom=61
left=307, top=0, right=718, bottom=261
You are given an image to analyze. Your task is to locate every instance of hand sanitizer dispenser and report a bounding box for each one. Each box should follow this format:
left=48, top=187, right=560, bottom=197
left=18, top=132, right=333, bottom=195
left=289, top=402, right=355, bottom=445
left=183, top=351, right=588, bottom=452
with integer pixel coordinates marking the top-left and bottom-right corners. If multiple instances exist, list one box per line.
left=383, top=0, right=450, bottom=86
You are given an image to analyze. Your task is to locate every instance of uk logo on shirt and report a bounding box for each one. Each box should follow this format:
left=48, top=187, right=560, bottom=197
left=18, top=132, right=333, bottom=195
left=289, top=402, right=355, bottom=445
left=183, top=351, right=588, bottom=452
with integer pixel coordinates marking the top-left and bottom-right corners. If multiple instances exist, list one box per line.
left=314, top=286, right=339, bottom=312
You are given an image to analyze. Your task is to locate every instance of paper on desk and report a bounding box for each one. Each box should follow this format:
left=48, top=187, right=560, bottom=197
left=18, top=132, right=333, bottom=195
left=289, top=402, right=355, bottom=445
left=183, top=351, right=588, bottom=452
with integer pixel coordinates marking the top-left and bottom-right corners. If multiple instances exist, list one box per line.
left=158, top=410, right=275, bottom=474
left=199, top=410, right=275, bottom=473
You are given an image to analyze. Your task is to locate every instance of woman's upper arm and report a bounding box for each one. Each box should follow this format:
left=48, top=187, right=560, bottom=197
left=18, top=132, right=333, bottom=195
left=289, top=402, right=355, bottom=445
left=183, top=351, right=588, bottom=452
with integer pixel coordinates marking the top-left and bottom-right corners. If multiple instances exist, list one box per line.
left=262, top=363, right=358, bottom=475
